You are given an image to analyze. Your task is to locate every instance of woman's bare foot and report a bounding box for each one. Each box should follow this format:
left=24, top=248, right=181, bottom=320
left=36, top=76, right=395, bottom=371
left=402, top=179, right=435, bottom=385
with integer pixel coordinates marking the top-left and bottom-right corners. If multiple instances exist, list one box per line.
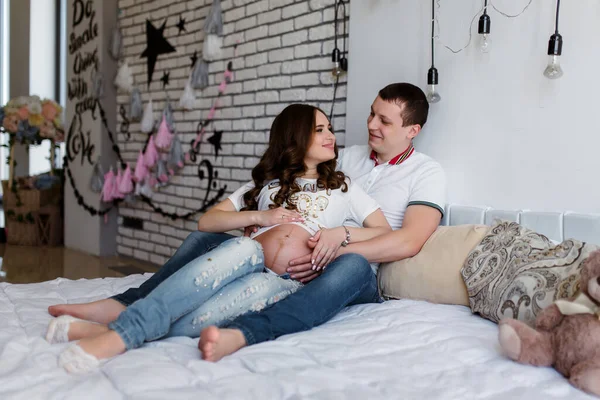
left=48, top=299, right=126, bottom=325
left=76, top=330, right=127, bottom=360
left=68, top=321, right=110, bottom=342
left=198, top=326, right=247, bottom=362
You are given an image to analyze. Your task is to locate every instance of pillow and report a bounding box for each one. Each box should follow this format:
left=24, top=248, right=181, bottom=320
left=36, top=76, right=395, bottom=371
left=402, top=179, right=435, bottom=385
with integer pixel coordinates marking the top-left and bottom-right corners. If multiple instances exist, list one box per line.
left=378, top=224, right=490, bottom=306
left=460, top=220, right=599, bottom=326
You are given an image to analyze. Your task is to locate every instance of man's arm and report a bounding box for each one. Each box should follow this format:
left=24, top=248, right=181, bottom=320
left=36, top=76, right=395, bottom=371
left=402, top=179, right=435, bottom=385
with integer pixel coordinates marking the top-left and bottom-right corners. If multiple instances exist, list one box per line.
left=337, top=205, right=440, bottom=262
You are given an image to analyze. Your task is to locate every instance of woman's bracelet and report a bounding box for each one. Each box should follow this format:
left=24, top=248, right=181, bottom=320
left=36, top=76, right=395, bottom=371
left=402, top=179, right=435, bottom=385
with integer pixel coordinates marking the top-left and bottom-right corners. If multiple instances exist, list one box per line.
left=341, top=226, right=351, bottom=247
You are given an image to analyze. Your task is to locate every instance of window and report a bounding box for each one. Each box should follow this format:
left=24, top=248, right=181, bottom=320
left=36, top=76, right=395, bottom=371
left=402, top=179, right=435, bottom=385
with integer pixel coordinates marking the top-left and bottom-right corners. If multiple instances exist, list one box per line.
left=0, top=0, right=9, bottom=181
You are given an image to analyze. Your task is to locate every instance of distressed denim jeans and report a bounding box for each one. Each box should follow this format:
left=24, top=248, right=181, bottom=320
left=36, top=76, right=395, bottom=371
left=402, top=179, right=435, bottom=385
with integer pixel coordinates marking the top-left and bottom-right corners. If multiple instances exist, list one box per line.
left=108, top=237, right=302, bottom=349
left=112, top=231, right=233, bottom=306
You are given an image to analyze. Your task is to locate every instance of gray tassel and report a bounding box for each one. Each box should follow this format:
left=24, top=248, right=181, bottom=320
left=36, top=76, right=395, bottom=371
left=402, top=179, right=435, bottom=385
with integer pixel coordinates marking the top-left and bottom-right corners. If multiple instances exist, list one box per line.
left=204, top=0, right=223, bottom=35
left=162, top=100, right=175, bottom=131
left=168, top=134, right=185, bottom=171
left=91, top=68, right=104, bottom=99
left=109, top=23, right=123, bottom=60
left=90, top=161, right=105, bottom=193
left=129, top=88, right=143, bottom=121
left=191, top=60, right=209, bottom=90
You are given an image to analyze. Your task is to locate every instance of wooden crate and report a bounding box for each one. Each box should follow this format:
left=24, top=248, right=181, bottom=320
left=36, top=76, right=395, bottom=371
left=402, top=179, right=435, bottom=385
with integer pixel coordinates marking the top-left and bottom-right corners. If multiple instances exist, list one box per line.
left=5, top=218, right=38, bottom=246
left=1, top=180, right=62, bottom=211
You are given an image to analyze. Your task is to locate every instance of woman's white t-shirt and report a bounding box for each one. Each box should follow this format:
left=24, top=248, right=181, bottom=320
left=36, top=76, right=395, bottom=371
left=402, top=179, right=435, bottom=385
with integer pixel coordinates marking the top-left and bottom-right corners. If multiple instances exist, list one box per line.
left=228, top=178, right=380, bottom=239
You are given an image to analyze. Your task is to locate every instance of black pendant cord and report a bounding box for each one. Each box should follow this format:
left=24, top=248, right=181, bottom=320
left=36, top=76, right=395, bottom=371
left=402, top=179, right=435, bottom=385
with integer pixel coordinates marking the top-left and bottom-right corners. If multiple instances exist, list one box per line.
left=330, top=0, right=347, bottom=123
left=483, top=0, right=488, bottom=15
left=554, top=0, right=561, bottom=34
left=63, top=99, right=226, bottom=221
left=430, top=0, right=435, bottom=68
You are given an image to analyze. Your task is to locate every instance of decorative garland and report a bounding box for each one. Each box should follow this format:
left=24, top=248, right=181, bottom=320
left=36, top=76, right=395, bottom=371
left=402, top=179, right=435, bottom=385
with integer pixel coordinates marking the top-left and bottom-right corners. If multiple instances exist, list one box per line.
left=63, top=99, right=227, bottom=220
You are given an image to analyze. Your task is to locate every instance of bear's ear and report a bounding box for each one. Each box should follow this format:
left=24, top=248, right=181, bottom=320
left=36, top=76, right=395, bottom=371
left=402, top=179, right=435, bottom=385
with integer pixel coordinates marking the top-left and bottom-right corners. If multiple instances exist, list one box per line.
left=580, top=250, right=600, bottom=294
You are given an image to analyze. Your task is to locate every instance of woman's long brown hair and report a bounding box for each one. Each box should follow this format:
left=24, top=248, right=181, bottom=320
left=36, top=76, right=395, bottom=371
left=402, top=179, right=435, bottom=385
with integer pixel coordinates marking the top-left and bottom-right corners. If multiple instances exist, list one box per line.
left=241, top=104, right=347, bottom=211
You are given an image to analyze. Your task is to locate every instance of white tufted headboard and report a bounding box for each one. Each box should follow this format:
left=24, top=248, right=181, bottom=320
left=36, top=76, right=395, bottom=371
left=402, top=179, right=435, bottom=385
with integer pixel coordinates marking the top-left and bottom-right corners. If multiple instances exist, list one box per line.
left=441, top=205, right=600, bottom=246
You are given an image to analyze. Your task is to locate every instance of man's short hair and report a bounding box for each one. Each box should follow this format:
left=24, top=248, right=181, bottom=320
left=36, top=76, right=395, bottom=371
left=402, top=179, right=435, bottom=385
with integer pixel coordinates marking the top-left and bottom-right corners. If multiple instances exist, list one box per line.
left=378, top=83, right=429, bottom=128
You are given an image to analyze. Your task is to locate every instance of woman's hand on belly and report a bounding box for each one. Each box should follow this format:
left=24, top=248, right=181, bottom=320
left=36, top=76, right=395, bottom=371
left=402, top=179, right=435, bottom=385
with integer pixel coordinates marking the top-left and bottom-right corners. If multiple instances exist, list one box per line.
left=254, top=225, right=312, bottom=276
left=255, top=207, right=304, bottom=228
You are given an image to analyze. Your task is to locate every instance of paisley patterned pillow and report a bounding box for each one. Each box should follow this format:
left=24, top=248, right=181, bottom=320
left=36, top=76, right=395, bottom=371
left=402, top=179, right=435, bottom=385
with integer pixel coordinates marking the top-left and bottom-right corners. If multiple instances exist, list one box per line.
left=460, top=220, right=599, bottom=326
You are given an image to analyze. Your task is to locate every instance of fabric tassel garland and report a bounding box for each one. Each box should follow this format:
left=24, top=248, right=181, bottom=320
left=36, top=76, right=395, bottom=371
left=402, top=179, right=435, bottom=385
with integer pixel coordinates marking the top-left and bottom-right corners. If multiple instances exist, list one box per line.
left=204, top=0, right=223, bottom=35
left=168, top=134, right=185, bottom=170
left=144, top=136, right=159, bottom=168
left=109, top=23, right=123, bottom=60
left=114, top=167, right=125, bottom=199
left=119, top=164, right=134, bottom=194
left=89, top=161, right=105, bottom=193
left=156, top=159, right=169, bottom=183
left=101, top=168, right=117, bottom=203
left=91, top=68, right=104, bottom=99
left=154, top=115, right=173, bottom=151
left=202, top=34, right=223, bottom=62
left=138, top=177, right=154, bottom=199
left=140, top=98, right=154, bottom=133
left=179, top=79, right=195, bottom=110
left=129, top=88, right=143, bottom=121
left=191, top=60, right=209, bottom=90
left=162, top=100, right=175, bottom=131
left=134, top=150, right=148, bottom=182
left=114, top=61, right=134, bottom=92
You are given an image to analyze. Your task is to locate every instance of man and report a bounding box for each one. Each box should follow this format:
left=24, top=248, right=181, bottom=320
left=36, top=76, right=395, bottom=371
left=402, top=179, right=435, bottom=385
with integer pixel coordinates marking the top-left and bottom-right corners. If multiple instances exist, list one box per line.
left=199, top=82, right=446, bottom=361
left=49, top=83, right=446, bottom=363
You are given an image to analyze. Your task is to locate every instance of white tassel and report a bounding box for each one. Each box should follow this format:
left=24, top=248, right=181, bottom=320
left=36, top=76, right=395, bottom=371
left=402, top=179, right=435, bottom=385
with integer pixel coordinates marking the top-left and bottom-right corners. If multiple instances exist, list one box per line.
left=179, top=79, right=196, bottom=110
left=140, top=99, right=155, bottom=133
left=202, top=34, right=223, bottom=62
left=114, top=61, right=134, bottom=92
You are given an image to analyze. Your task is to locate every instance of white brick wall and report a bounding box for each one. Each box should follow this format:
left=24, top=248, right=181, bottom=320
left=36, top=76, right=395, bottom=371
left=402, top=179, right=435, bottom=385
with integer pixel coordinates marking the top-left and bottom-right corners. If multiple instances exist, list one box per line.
left=116, top=0, right=349, bottom=264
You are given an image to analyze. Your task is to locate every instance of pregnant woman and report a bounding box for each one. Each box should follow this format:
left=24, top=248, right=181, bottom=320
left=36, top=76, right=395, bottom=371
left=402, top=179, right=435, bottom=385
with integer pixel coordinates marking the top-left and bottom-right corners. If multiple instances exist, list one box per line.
left=48, top=104, right=391, bottom=373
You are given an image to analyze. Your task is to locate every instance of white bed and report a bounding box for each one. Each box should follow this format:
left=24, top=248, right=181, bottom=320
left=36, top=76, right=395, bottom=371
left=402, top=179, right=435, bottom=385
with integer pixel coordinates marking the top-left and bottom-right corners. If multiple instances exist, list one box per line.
left=1, top=206, right=598, bottom=400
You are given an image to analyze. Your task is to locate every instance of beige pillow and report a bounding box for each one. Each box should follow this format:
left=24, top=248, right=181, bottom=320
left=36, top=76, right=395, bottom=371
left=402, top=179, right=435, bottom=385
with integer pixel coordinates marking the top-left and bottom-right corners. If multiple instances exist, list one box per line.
left=378, top=225, right=490, bottom=306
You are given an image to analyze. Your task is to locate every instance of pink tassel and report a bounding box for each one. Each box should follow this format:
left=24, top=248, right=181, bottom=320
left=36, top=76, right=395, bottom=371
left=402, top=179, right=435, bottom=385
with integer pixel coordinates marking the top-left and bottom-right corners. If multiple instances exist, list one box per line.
left=218, top=80, right=227, bottom=93
left=114, top=167, right=124, bottom=199
left=185, top=153, right=191, bottom=163
left=154, top=115, right=173, bottom=151
left=101, top=168, right=116, bottom=202
left=144, top=136, right=159, bottom=168
left=119, top=164, right=134, bottom=194
left=134, top=150, right=147, bottom=182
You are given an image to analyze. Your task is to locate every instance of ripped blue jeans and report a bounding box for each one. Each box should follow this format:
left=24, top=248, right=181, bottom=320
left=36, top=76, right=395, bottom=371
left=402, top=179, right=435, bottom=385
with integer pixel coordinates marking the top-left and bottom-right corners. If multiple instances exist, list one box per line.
left=108, top=237, right=302, bottom=350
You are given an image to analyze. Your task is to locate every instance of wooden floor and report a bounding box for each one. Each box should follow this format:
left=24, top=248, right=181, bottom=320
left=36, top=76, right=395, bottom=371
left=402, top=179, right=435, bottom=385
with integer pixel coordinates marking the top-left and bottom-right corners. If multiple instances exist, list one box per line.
left=0, top=244, right=159, bottom=284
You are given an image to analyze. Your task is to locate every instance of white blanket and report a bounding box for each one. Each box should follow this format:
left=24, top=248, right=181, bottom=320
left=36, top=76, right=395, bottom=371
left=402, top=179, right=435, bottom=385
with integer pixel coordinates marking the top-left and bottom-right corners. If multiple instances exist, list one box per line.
left=0, top=275, right=594, bottom=400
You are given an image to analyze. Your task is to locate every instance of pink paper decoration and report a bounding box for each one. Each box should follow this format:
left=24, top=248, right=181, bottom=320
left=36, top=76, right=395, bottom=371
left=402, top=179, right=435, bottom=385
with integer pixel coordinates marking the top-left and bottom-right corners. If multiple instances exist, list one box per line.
left=119, top=164, right=134, bottom=194
left=114, top=167, right=124, bottom=199
left=154, top=115, right=173, bottom=151
left=144, top=136, right=159, bottom=168
left=101, top=168, right=117, bottom=203
left=134, top=150, right=147, bottom=182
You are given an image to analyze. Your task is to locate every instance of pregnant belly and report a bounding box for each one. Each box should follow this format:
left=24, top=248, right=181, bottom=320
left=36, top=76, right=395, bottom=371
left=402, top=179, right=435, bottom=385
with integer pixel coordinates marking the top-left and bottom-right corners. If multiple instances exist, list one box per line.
left=254, top=225, right=312, bottom=275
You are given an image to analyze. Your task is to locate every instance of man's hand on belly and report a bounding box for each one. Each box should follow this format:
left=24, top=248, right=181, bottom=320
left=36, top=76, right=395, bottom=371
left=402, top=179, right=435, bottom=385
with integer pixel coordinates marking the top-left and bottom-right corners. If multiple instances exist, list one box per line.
left=287, top=253, right=321, bottom=283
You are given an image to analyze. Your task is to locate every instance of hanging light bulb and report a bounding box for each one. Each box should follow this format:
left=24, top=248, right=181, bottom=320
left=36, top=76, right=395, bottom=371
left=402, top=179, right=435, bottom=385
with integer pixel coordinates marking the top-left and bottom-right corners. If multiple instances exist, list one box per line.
left=331, top=48, right=343, bottom=77
left=477, top=1, right=492, bottom=53
left=425, top=0, right=441, bottom=103
left=426, top=67, right=441, bottom=103
left=544, top=0, right=564, bottom=79
left=544, top=34, right=563, bottom=79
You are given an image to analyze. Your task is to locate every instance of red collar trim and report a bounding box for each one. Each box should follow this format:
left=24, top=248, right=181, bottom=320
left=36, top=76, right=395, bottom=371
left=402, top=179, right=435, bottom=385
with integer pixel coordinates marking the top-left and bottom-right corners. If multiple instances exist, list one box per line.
left=369, top=143, right=415, bottom=166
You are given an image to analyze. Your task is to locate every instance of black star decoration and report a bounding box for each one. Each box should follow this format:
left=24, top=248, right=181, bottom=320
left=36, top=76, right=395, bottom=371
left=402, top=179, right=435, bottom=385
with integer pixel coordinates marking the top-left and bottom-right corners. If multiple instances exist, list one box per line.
left=160, top=71, right=170, bottom=88
left=141, top=19, right=176, bottom=88
left=190, top=50, right=198, bottom=69
left=176, top=15, right=186, bottom=35
left=207, top=131, right=223, bottom=158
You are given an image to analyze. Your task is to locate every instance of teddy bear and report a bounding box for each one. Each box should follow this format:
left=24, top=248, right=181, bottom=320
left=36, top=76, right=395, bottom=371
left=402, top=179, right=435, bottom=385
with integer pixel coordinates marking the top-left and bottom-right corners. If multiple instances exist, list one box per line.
left=498, top=249, right=600, bottom=397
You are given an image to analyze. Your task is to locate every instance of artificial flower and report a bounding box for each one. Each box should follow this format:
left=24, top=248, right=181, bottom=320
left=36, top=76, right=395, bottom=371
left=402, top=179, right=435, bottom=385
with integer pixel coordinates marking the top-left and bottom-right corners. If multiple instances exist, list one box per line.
left=28, top=113, right=44, bottom=127
left=42, top=101, right=58, bottom=121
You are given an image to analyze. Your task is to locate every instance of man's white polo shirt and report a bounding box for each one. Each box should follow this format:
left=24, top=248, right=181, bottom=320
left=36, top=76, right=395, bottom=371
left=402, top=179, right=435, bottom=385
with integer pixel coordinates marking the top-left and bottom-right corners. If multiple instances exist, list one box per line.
left=337, top=145, right=446, bottom=231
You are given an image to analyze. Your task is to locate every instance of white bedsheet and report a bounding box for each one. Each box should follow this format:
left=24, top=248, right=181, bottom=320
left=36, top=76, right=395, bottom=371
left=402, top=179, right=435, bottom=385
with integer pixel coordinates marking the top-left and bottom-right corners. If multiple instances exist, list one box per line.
left=0, top=275, right=594, bottom=400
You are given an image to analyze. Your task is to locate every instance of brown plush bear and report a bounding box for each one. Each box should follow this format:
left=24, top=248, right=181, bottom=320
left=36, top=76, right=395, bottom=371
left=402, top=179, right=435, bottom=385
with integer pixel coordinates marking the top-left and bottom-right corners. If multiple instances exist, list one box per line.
left=498, top=249, right=600, bottom=396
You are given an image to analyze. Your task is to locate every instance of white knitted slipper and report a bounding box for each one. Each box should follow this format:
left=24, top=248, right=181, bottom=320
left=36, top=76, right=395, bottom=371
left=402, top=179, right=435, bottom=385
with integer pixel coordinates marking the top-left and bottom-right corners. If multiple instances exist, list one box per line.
left=45, top=315, right=86, bottom=344
left=58, top=344, right=102, bottom=374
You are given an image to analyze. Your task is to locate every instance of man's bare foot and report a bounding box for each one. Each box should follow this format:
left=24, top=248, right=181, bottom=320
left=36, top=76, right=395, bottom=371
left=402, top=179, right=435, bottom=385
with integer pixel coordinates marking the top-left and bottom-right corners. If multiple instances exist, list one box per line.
left=198, top=326, right=247, bottom=362
left=48, top=299, right=126, bottom=325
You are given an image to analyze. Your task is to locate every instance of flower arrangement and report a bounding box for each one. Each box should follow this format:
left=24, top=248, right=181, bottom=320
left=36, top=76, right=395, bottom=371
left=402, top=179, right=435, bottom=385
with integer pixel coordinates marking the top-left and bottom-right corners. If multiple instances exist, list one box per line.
left=0, top=95, right=64, bottom=144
